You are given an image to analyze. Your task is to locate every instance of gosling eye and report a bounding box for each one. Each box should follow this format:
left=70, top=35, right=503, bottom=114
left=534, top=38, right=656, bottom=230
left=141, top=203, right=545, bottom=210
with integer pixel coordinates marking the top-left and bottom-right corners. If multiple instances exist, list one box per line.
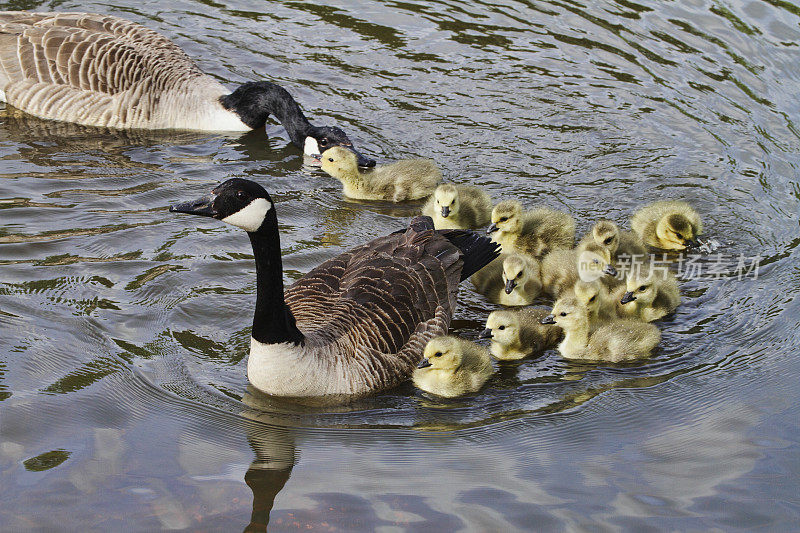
left=516, top=272, right=522, bottom=279
left=604, top=237, right=613, bottom=245
left=498, top=325, right=505, bottom=330
left=592, top=259, right=599, bottom=264
left=434, top=352, right=442, bottom=358
left=675, top=232, right=683, bottom=239
left=327, top=157, right=334, bottom=162
left=450, top=201, right=455, bottom=206
left=638, top=285, right=647, bottom=292
left=499, top=216, right=508, bottom=222
left=589, top=295, right=596, bottom=302
left=559, top=312, right=567, bottom=317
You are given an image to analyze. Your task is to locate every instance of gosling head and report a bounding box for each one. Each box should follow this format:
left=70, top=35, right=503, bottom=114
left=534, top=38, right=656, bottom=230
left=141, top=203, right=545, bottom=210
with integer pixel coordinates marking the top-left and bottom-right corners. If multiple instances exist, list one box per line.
left=170, top=178, right=274, bottom=233
left=320, top=146, right=360, bottom=180
left=573, top=279, right=604, bottom=318
left=417, top=336, right=463, bottom=373
left=502, top=255, right=532, bottom=294
left=433, top=184, right=459, bottom=219
left=479, top=310, right=520, bottom=347
left=577, top=242, right=617, bottom=282
left=655, top=214, right=699, bottom=250
left=592, top=219, right=620, bottom=255
left=487, top=200, right=522, bottom=235
left=541, top=296, right=588, bottom=329
left=304, top=126, right=375, bottom=167
left=621, top=267, right=661, bottom=306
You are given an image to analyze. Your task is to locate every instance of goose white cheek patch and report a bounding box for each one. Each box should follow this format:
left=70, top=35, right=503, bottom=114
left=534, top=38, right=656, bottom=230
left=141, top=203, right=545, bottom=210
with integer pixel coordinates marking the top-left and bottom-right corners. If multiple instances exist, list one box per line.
left=304, top=137, right=320, bottom=156
left=222, top=198, right=272, bottom=232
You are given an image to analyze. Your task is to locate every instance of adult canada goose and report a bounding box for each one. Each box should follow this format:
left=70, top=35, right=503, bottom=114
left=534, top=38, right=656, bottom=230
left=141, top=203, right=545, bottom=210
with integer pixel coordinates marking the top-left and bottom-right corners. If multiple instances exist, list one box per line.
left=0, top=12, right=375, bottom=166
left=319, top=146, right=441, bottom=202
left=170, top=178, right=500, bottom=400
left=618, top=265, right=681, bottom=322
left=413, top=336, right=493, bottom=397
left=541, top=297, right=661, bottom=362
left=540, top=242, right=618, bottom=298
left=579, top=219, right=647, bottom=261
left=470, top=253, right=541, bottom=306
left=421, top=183, right=492, bottom=230
left=487, top=200, right=575, bottom=259
left=630, top=200, right=702, bottom=250
left=479, top=307, right=562, bottom=360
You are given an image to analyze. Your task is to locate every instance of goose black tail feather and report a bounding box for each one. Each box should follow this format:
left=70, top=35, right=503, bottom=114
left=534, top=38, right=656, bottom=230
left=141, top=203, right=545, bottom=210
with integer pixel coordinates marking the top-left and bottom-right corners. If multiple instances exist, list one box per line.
left=440, top=229, right=501, bottom=282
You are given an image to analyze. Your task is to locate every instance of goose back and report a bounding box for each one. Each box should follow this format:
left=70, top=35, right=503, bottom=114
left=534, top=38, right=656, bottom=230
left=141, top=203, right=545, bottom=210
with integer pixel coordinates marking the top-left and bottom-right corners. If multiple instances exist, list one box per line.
left=0, top=12, right=244, bottom=130
left=257, top=219, right=495, bottom=396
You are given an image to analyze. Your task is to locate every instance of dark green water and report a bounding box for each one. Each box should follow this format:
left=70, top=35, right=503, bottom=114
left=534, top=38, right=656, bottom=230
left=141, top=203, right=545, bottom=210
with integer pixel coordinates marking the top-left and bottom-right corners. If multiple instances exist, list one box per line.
left=1, top=0, right=799, bottom=530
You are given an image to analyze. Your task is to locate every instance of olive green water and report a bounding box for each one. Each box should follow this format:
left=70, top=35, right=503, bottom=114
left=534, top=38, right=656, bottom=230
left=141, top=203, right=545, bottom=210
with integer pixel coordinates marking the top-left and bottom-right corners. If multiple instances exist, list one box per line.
left=1, top=0, right=799, bottom=530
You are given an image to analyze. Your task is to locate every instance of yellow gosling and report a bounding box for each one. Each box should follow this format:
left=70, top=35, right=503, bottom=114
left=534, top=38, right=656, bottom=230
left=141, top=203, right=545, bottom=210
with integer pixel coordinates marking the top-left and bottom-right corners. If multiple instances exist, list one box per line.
left=421, top=183, right=492, bottom=229
left=320, top=146, right=441, bottom=202
left=413, top=336, right=493, bottom=397
left=618, top=265, right=681, bottom=322
left=479, top=307, right=562, bottom=360
left=631, top=200, right=702, bottom=250
left=487, top=200, right=575, bottom=258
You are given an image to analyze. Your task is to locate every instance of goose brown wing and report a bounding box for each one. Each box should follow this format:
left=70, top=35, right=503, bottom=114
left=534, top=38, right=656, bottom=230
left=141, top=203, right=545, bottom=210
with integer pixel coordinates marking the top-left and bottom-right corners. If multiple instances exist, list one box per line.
left=284, top=224, right=464, bottom=384
left=0, top=12, right=208, bottom=126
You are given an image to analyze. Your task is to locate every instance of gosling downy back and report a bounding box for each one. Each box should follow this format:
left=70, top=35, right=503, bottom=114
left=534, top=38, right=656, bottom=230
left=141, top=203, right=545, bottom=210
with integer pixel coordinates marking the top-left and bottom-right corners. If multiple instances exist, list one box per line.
left=631, top=200, right=702, bottom=250
left=542, top=297, right=660, bottom=363
left=320, top=146, right=441, bottom=202
left=618, top=265, right=681, bottom=322
left=170, top=179, right=500, bottom=401
left=487, top=200, right=575, bottom=259
left=479, top=307, right=562, bottom=360
left=413, top=336, right=493, bottom=397
left=421, top=183, right=492, bottom=230
left=0, top=12, right=375, bottom=165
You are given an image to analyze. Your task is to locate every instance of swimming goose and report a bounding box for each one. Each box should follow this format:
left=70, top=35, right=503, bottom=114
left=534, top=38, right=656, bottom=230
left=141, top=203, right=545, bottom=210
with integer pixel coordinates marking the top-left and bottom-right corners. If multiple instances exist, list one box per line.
left=479, top=307, right=562, bottom=360
left=413, top=336, right=493, bottom=397
left=421, top=183, right=492, bottom=230
left=630, top=200, right=702, bottom=250
left=319, top=146, right=441, bottom=202
left=618, top=265, right=680, bottom=322
left=470, top=253, right=541, bottom=306
left=0, top=11, right=375, bottom=166
left=579, top=219, right=647, bottom=261
left=170, top=178, right=500, bottom=400
left=487, top=200, right=575, bottom=258
left=540, top=242, right=618, bottom=298
left=541, top=297, right=660, bottom=362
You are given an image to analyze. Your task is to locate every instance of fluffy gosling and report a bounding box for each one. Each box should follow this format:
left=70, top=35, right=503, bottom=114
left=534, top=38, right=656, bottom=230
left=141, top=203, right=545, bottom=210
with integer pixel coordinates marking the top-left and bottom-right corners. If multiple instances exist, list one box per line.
left=631, top=200, right=702, bottom=250
left=471, top=253, right=542, bottom=306
left=487, top=200, right=575, bottom=258
left=479, top=307, right=562, bottom=360
left=320, top=146, right=442, bottom=202
left=541, top=297, right=661, bottom=363
left=618, top=265, right=681, bottom=322
left=579, top=219, right=647, bottom=260
left=421, top=183, right=492, bottom=229
left=540, top=242, right=618, bottom=298
left=572, top=279, right=621, bottom=325
left=413, top=336, right=493, bottom=397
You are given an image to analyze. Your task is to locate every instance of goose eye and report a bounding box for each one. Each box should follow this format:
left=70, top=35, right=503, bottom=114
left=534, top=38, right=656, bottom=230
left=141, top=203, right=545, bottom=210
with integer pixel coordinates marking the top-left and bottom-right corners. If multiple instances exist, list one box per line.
left=236, top=190, right=247, bottom=200
left=498, top=325, right=505, bottom=330
left=434, top=352, right=442, bottom=357
left=499, top=217, right=508, bottom=222
left=515, top=272, right=522, bottom=279
left=675, top=232, right=683, bottom=239
left=328, top=157, right=334, bottom=162
left=589, top=295, right=596, bottom=302
left=639, top=285, right=647, bottom=292
left=559, top=312, right=567, bottom=317
left=593, top=259, right=599, bottom=264
left=319, top=138, right=329, bottom=146
left=604, top=237, right=613, bottom=245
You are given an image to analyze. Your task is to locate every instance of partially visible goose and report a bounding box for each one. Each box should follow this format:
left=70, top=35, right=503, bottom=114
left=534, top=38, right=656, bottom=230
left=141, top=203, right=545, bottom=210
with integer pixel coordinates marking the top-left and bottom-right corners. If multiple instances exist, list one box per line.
left=579, top=219, right=647, bottom=261
left=487, top=200, right=575, bottom=259
left=0, top=12, right=375, bottom=166
left=618, top=265, right=681, bottom=322
left=421, top=183, right=492, bottom=230
left=170, top=178, right=500, bottom=401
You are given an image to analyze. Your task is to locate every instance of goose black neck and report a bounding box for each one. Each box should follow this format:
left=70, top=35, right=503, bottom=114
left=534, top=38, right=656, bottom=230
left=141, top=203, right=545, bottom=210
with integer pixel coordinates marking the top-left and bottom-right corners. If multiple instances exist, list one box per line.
left=248, top=212, right=304, bottom=346
left=220, top=81, right=313, bottom=148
